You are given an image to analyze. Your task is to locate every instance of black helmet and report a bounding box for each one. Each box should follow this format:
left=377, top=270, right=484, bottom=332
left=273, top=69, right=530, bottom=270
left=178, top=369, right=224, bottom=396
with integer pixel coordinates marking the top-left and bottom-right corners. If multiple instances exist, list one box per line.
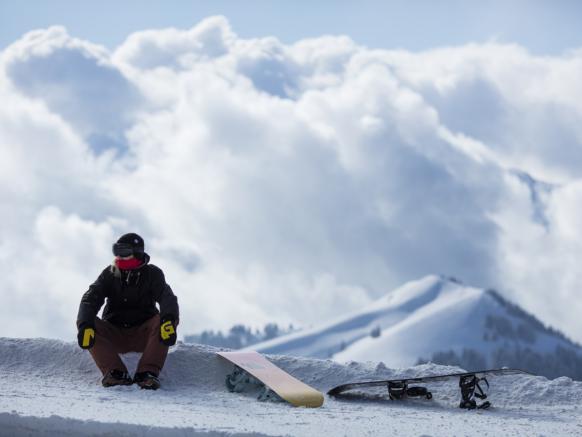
left=112, top=233, right=145, bottom=258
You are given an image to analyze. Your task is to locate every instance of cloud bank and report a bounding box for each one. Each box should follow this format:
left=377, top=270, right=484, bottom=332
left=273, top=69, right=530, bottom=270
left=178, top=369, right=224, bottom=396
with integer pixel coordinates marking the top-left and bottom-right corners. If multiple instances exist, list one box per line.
left=2, top=17, right=582, bottom=342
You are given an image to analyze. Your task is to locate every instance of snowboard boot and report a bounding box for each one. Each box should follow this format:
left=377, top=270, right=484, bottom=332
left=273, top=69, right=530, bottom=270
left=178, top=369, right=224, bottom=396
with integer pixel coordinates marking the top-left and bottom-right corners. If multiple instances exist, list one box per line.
left=101, top=369, right=133, bottom=387
left=133, top=371, right=161, bottom=390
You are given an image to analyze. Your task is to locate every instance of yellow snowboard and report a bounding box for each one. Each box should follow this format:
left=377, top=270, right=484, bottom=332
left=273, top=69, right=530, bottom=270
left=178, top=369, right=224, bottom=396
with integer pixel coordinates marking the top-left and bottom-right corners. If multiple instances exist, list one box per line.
left=218, top=351, right=324, bottom=408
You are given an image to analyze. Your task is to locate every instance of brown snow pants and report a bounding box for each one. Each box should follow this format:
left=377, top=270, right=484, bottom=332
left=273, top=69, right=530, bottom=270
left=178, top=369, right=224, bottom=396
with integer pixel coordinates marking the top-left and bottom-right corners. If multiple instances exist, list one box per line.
left=89, top=314, right=168, bottom=376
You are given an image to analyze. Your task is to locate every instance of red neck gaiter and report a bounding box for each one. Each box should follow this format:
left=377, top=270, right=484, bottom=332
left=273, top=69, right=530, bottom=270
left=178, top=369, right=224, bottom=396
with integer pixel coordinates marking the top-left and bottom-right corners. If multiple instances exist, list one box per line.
left=115, top=257, right=143, bottom=271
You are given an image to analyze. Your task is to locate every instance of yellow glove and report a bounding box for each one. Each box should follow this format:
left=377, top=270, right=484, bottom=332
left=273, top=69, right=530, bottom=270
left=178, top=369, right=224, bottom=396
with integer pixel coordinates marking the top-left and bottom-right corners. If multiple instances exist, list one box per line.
left=77, top=323, right=95, bottom=349
left=160, top=318, right=177, bottom=346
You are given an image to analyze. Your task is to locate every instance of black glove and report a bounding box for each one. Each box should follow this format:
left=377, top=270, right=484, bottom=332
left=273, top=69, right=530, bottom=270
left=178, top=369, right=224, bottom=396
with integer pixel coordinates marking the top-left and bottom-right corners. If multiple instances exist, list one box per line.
left=77, top=322, right=96, bottom=350
left=160, top=316, right=177, bottom=346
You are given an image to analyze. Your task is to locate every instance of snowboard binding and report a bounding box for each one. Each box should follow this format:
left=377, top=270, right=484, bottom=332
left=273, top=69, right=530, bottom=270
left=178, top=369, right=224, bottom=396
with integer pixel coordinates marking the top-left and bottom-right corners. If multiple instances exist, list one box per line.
left=387, top=381, right=433, bottom=401
left=459, top=374, right=490, bottom=410
left=257, top=386, right=284, bottom=402
left=225, top=365, right=259, bottom=393
left=225, top=365, right=284, bottom=403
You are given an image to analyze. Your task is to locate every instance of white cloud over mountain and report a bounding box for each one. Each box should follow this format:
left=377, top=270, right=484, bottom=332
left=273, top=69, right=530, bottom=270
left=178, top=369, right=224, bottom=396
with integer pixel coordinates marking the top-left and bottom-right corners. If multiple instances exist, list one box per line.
left=1, top=17, right=582, bottom=342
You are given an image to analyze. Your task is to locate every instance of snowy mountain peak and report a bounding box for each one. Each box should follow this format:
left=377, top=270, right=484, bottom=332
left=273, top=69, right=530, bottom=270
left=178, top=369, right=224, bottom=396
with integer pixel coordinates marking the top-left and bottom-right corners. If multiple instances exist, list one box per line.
left=367, top=274, right=469, bottom=313
left=376, top=274, right=445, bottom=309
left=251, top=274, right=483, bottom=359
left=252, top=275, right=582, bottom=379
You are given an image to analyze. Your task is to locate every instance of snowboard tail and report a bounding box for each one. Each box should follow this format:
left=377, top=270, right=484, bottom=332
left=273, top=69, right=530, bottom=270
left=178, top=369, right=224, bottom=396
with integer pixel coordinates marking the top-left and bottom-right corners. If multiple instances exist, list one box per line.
left=328, top=368, right=532, bottom=410
left=218, top=351, right=324, bottom=408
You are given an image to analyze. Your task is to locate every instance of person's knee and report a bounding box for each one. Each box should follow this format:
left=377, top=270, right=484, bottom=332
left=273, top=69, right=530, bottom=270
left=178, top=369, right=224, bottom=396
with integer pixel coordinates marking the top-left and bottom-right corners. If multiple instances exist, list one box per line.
left=147, top=314, right=161, bottom=329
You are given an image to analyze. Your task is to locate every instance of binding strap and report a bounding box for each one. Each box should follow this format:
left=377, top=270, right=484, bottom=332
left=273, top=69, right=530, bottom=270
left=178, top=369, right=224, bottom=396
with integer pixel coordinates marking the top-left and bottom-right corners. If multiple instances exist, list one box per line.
left=474, top=377, right=489, bottom=400
left=459, top=374, right=491, bottom=409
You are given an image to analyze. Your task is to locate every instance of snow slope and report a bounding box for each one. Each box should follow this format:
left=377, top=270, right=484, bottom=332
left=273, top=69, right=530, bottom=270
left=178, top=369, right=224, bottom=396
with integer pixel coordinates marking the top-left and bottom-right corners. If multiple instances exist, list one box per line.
left=2, top=337, right=582, bottom=436
left=249, top=275, right=447, bottom=359
left=251, top=275, right=582, bottom=373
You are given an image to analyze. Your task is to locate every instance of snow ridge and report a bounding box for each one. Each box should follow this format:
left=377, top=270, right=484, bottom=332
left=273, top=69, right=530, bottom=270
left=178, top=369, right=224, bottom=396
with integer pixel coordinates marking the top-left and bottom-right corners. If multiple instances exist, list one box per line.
left=2, top=337, right=582, bottom=436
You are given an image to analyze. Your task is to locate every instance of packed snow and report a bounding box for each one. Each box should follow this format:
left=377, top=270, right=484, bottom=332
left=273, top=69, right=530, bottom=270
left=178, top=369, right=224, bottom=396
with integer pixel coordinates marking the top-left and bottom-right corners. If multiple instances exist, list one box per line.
left=1, top=337, right=582, bottom=436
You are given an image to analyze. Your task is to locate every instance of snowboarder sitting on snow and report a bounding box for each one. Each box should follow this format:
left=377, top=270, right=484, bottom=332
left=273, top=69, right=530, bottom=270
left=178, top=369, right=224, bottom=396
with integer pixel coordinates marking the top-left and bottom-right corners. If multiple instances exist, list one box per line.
left=76, top=233, right=179, bottom=390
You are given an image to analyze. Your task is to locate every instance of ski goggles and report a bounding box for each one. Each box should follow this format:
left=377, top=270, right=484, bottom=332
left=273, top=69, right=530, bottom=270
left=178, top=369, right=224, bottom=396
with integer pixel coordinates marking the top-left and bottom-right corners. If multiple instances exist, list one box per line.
left=112, top=243, right=143, bottom=257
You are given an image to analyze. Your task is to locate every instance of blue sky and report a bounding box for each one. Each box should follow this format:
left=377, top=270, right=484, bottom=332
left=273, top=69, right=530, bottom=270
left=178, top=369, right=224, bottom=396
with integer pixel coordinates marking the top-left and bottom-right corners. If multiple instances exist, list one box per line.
left=1, top=0, right=581, bottom=53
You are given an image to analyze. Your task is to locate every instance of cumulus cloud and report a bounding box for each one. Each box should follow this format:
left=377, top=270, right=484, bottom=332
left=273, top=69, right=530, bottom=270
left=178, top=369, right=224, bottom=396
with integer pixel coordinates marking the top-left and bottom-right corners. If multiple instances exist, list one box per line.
left=382, top=44, right=582, bottom=181
left=3, top=26, right=142, bottom=154
left=1, top=17, right=582, bottom=343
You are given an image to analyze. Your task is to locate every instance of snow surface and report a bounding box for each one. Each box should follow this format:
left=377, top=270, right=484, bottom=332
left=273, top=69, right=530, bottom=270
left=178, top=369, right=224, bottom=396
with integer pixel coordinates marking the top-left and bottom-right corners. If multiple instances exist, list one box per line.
left=1, top=337, right=582, bottom=436
left=251, top=275, right=581, bottom=368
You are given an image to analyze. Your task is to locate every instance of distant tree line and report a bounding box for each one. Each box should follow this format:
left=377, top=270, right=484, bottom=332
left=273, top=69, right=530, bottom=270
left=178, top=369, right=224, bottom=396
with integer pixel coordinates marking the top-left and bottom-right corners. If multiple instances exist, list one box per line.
left=417, top=304, right=582, bottom=380
left=486, top=289, right=579, bottom=347
left=483, top=314, right=537, bottom=344
left=418, top=345, right=582, bottom=380
left=184, top=323, right=295, bottom=349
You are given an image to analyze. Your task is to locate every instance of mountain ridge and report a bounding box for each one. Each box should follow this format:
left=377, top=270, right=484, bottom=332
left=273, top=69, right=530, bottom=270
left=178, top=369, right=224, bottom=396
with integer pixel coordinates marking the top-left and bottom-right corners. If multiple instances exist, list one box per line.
left=250, top=275, right=582, bottom=379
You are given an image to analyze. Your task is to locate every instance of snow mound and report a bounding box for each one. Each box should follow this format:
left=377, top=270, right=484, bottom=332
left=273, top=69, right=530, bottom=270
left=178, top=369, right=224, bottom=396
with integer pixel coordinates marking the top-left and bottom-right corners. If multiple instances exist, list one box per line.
left=2, top=337, right=582, bottom=436
left=0, top=337, right=402, bottom=393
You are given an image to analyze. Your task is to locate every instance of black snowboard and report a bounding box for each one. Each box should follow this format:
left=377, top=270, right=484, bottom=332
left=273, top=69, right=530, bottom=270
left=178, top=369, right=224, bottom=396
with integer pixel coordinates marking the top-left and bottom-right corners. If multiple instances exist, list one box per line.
left=328, top=368, right=532, bottom=409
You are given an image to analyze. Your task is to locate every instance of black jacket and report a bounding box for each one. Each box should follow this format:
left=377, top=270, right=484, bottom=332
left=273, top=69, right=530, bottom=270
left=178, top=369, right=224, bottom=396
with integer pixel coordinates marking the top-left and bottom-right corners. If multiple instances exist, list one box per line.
left=77, top=254, right=179, bottom=328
